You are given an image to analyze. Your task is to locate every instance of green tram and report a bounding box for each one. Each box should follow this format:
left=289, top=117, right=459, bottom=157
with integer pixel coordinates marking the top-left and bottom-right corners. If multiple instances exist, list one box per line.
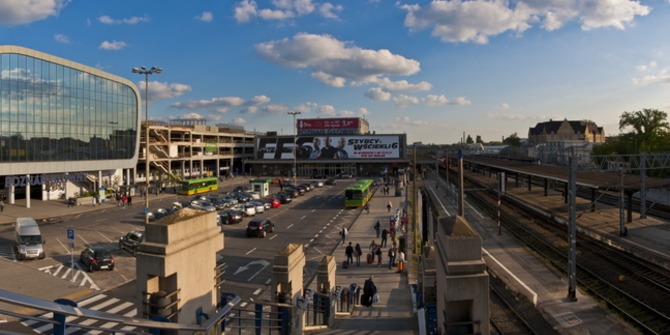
left=177, top=177, right=219, bottom=195
left=344, top=179, right=374, bottom=208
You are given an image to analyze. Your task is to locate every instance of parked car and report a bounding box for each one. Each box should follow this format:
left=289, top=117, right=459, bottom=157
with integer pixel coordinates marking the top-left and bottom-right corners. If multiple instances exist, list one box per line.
left=190, top=200, right=216, bottom=212
left=80, top=247, right=115, bottom=272
left=231, top=203, right=256, bottom=216
left=257, top=198, right=273, bottom=210
left=274, top=193, right=292, bottom=204
left=265, top=197, right=281, bottom=208
left=325, top=178, right=337, bottom=185
left=299, top=183, right=312, bottom=192
left=249, top=200, right=265, bottom=214
left=284, top=188, right=300, bottom=197
left=245, top=218, right=275, bottom=238
left=311, top=181, right=324, bottom=188
left=217, top=210, right=243, bottom=225
left=233, top=185, right=248, bottom=193
left=119, top=231, right=144, bottom=256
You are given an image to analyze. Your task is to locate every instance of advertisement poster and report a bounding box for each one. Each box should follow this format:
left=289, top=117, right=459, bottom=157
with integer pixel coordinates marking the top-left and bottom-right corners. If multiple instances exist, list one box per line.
left=256, top=135, right=401, bottom=160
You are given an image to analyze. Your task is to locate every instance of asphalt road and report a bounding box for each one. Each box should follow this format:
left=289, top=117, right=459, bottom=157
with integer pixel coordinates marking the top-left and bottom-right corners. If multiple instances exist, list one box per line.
left=0, top=179, right=359, bottom=333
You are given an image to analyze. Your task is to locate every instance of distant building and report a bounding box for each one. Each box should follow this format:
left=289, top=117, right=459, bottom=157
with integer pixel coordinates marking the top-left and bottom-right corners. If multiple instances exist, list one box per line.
left=527, top=119, right=605, bottom=167
left=528, top=119, right=605, bottom=145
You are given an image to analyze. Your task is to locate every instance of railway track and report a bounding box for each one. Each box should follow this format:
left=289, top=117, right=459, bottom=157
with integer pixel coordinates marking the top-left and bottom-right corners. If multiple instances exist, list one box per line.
left=462, top=175, right=670, bottom=334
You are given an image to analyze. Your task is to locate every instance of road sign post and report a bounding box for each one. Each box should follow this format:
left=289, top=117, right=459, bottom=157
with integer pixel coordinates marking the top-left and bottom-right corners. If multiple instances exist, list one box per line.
left=67, top=229, right=75, bottom=268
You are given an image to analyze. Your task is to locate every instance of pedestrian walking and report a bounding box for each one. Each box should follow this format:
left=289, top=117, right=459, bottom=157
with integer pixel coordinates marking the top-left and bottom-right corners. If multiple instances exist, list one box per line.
left=375, top=244, right=383, bottom=266
left=387, top=200, right=392, bottom=213
left=388, top=245, right=397, bottom=269
left=345, top=242, right=354, bottom=266
left=127, top=194, right=132, bottom=206
left=374, top=220, right=381, bottom=238
left=364, top=203, right=370, bottom=214
left=121, top=195, right=127, bottom=208
left=340, top=226, right=348, bottom=245
left=0, top=199, right=4, bottom=212
left=355, top=243, right=362, bottom=266
left=381, top=228, right=389, bottom=247
left=362, top=275, right=378, bottom=307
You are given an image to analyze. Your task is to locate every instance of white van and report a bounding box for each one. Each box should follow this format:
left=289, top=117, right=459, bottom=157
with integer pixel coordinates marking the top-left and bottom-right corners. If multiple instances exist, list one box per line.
left=15, top=217, right=46, bottom=260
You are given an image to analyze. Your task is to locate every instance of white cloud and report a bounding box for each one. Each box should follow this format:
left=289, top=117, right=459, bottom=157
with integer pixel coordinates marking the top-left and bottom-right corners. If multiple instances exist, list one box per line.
left=498, top=102, right=510, bottom=109
left=0, top=0, right=66, bottom=27
left=256, top=33, right=420, bottom=87
left=632, top=69, right=670, bottom=86
left=139, top=82, right=191, bottom=101
left=171, top=96, right=246, bottom=109
left=234, top=0, right=338, bottom=22
left=98, top=15, right=149, bottom=25
left=484, top=113, right=552, bottom=121
left=54, top=34, right=70, bottom=43
left=319, top=3, right=344, bottom=19
left=394, top=94, right=420, bottom=108
left=176, top=113, right=205, bottom=120
left=232, top=117, right=247, bottom=125
left=401, top=0, right=650, bottom=45
left=375, top=78, right=431, bottom=92
left=635, top=61, right=657, bottom=72
left=259, top=8, right=295, bottom=20
left=365, top=87, right=392, bottom=101
left=98, top=40, right=128, bottom=51
left=195, top=11, right=214, bottom=22
left=392, top=93, right=470, bottom=107
left=312, top=71, right=346, bottom=87
left=234, top=0, right=257, bottom=22
left=449, top=96, right=471, bottom=106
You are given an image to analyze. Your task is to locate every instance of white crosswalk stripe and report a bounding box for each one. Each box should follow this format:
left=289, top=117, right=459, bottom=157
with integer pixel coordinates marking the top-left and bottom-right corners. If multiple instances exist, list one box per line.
left=20, top=294, right=138, bottom=334
left=0, top=245, right=16, bottom=260
left=38, top=263, right=100, bottom=290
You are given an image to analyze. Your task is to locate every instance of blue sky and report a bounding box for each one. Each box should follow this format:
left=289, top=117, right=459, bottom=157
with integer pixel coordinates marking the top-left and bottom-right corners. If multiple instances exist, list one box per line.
left=1, top=0, right=669, bottom=144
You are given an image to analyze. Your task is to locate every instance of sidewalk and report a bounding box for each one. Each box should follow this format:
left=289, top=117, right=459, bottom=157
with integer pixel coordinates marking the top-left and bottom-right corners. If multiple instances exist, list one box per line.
left=310, top=189, right=419, bottom=334
left=0, top=177, right=250, bottom=226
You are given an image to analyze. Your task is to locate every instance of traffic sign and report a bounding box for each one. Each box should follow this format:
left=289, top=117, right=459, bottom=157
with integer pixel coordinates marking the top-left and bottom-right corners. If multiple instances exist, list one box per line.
left=67, top=229, right=74, bottom=240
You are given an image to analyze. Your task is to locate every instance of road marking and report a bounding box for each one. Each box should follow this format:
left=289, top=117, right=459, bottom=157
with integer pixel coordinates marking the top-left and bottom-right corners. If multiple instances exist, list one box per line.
left=97, top=231, right=113, bottom=242
left=245, top=248, right=257, bottom=255
left=56, top=237, right=70, bottom=253
left=269, top=234, right=277, bottom=240
left=78, top=234, right=90, bottom=247
left=300, top=215, right=306, bottom=220
left=286, top=224, right=294, bottom=229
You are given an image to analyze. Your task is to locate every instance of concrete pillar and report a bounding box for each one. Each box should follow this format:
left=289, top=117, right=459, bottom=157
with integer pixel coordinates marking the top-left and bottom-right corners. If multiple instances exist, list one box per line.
left=436, top=216, right=489, bottom=335
left=272, top=244, right=306, bottom=335
left=272, top=243, right=306, bottom=303
left=316, top=256, right=336, bottom=294
left=136, top=208, right=223, bottom=327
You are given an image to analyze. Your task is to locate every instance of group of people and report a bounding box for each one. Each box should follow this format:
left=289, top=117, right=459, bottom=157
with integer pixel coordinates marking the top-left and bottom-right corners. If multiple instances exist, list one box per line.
left=115, top=192, right=133, bottom=207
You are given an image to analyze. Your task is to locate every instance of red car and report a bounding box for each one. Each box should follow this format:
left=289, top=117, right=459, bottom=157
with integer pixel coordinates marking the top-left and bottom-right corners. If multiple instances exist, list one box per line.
left=266, top=197, right=281, bottom=208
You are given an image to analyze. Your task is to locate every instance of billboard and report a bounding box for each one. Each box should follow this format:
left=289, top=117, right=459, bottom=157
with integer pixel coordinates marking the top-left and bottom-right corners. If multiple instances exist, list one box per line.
left=297, top=118, right=359, bottom=131
left=256, top=135, right=401, bottom=160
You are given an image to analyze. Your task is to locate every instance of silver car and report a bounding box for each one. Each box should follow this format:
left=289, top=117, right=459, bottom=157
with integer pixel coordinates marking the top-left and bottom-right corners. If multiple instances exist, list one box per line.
left=190, top=200, right=216, bottom=212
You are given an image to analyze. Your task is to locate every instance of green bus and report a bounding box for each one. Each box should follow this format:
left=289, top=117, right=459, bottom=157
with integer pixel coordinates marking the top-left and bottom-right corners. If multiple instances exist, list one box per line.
left=344, top=179, right=375, bottom=208
left=177, top=177, right=219, bottom=195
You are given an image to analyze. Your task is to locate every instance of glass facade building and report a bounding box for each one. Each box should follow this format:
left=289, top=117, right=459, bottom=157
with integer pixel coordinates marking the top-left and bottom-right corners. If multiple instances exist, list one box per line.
left=0, top=46, right=140, bottom=176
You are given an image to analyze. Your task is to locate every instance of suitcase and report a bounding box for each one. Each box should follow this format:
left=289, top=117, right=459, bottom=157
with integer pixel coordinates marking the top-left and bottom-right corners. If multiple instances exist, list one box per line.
left=360, top=293, right=369, bottom=307
left=342, top=260, right=349, bottom=269
left=367, top=253, right=374, bottom=264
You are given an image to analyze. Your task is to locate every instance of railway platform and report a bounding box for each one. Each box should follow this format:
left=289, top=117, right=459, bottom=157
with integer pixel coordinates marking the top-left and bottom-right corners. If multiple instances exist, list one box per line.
left=444, top=168, right=670, bottom=334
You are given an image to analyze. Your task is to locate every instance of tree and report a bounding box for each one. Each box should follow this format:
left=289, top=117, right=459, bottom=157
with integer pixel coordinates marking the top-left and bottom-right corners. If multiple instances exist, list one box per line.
left=502, top=132, right=521, bottom=146
left=475, top=135, right=483, bottom=144
left=619, top=108, right=669, bottom=152
left=466, top=135, right=474, bottom=144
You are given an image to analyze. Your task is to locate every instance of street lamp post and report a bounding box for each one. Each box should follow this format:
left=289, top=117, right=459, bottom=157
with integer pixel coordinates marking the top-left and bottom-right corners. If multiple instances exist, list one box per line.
left=132, top=66, right=162, bottom=225
left=287, top=111, right=301, bottom=187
